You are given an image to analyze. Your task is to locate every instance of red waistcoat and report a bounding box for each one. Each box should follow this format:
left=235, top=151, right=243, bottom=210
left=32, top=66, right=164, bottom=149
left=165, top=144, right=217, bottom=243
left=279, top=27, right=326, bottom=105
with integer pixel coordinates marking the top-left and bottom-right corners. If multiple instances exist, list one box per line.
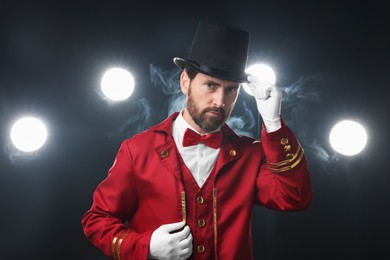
left=180, top=153, right=217, bottom=259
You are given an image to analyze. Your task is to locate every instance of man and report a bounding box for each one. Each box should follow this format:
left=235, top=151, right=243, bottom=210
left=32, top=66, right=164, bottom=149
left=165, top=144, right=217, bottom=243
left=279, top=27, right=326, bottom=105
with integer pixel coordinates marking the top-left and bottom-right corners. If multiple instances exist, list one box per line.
left=82, top=22, right=313, bottom=260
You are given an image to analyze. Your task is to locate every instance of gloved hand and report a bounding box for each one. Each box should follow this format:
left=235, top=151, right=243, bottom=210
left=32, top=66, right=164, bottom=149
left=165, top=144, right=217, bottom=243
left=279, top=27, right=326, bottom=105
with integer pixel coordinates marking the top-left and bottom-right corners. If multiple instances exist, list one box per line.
left=247, top=75, right=282, bottom=133
left=149, top=221, right=193, bottom=260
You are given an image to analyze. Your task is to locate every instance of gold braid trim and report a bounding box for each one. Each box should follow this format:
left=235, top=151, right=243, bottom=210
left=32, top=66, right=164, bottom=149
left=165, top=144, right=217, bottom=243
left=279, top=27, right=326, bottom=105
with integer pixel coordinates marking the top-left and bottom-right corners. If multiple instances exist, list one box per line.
left=213, top=188, right=218, bottom=260
left=267, top=145, right=302, bottom=167
left=181, top=191, right=187, bottom=224
left=111, top=236, right=118, bottom=259
left=117, top=231, right=130, bottom=260
left=267, top=147, right=305, bottom=173
left=111, top=230, right=127, bottom=259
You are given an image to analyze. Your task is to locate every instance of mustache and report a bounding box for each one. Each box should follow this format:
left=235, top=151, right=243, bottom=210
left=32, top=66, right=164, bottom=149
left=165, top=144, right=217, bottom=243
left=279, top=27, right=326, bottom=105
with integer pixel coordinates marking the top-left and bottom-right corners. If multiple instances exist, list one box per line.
left=203, top=107, right=226, bottom=116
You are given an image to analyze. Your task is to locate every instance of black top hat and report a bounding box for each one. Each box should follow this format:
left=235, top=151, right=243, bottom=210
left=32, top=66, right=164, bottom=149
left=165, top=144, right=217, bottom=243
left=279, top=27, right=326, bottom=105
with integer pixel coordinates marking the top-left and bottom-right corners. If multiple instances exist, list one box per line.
left=173, top=23, right=250, bottom=83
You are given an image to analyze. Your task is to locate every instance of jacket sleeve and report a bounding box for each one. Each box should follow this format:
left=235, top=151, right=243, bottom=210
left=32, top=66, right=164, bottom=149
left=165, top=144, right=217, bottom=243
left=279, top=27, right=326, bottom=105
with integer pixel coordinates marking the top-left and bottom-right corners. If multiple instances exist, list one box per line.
left=256, top=118, right=313, bottom=211
left=81, top=140, right=152, bottom=260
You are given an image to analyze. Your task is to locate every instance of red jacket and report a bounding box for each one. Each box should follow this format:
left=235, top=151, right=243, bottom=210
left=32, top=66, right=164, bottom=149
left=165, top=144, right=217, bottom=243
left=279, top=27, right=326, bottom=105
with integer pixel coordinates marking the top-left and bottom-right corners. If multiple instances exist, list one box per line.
left=82, top=112, right=312, bottom=259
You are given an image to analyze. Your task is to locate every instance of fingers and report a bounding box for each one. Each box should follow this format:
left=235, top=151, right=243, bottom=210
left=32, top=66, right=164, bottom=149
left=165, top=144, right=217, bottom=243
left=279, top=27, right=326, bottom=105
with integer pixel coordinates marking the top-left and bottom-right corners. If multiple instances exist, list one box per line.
left=181, top=246, right=193, bottom=260
left=161, top=221, right=185, bottom=233
left=179, top=230, right=193, bottom=260
left=247, top=75, right=260, bottom=85
left=247, top=75, right=274, bottom=100
left=150, top=222, right=193, bottom=259
left=178, top=227, right=192, bottom=246
left=171, top=225, right=190, bottom=241
left=173, top=225, right=193, bottom=259
left=248, top=82, right=271, bottom=100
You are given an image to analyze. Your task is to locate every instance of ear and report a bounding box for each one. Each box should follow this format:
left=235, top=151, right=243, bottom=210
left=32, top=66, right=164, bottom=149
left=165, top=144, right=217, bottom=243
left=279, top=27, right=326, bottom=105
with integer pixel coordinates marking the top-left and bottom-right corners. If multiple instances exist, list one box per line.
left=180, top=70, right=190, bottom=95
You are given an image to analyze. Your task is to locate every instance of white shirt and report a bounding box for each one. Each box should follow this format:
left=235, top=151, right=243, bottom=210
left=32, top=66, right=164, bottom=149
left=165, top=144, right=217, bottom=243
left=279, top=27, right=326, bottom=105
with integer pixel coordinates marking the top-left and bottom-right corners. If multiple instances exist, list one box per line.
left=172, top=111, right=220, bottom=188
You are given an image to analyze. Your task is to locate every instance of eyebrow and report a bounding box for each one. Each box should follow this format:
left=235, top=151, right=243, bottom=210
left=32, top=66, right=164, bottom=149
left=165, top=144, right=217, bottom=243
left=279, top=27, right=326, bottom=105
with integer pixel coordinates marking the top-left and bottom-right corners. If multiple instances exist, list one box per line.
left=204, top=80, right=221, bottom=86
left=204, top=79, right=239, bottom=88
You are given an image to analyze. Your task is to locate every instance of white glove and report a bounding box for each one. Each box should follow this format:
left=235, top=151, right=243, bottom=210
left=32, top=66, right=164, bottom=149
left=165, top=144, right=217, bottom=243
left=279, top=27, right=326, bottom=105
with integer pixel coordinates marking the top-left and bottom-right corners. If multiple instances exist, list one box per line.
left=247, top=75, right=282, bottom=133
left=149, top=221, right=193, bottom=260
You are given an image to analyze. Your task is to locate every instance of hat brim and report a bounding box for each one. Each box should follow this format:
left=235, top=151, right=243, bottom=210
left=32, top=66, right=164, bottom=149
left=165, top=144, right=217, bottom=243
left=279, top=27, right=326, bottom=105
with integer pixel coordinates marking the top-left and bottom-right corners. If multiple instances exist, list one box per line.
left=173, top=57, right=249, bottom=83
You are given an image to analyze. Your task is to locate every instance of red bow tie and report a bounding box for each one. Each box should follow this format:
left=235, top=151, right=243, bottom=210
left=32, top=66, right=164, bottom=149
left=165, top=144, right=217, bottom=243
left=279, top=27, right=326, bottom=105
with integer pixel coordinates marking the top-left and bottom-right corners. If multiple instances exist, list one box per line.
left=182, top=128, right=222, bottom=149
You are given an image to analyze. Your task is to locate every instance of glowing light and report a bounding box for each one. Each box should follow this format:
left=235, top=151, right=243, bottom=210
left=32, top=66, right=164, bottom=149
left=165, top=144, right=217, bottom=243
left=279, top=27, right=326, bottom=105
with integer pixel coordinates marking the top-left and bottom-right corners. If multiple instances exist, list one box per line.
left=101, top=68, right=135, bottom=101
left=243, top=64, right=276, bottom=96
left=329, top=120, right=367, bottom=156
left=10, top=117, right=48, bottom=152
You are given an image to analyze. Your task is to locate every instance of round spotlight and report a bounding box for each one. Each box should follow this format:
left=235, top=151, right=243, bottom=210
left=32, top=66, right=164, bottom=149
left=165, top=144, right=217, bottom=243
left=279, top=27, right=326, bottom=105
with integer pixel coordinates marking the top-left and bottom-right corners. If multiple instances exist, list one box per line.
left=329, top=120, right=367, bottom=156
left=10, top=117, right=48, bottom=152
left=243, top=64, right=276, bottom=96
left=101, top=68, right=135, bottom=101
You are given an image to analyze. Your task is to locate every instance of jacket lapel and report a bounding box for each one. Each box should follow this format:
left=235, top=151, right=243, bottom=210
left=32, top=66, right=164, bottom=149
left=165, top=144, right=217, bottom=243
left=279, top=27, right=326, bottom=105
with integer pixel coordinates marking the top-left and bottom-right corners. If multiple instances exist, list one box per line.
left=151, top=112, right=183, bottom=181
left=154, top=140, right=183, bottom=181
left=214, top=125, right=240, bottom=175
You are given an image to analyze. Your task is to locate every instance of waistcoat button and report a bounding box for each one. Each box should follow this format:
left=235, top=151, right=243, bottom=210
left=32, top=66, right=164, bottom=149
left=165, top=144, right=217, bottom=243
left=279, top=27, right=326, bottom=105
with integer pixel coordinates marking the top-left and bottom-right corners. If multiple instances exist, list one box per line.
left=197, top=245, right=205, bottom=253
left=196, top=196, right=204, bottom=204
left=197, top=219, right=206, bottom=227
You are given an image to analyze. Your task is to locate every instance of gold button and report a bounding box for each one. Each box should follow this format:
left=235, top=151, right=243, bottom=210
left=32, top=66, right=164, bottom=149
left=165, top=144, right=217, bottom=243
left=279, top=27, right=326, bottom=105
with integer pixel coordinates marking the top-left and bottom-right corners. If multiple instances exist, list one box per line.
left=197, top=219, right=206, bottom=227
left=284, top=144, right=291, bottom=152
left=280, top=138, right=289, bottom=145
left=286, top=153, right=294, bottom=160
left=229, top=149, right=237, bottom=157
left=197, top=245, right=205, bottom=253
left=196, top=196, right=204, bottom=204
left=161, top=150, right=169, bottom=158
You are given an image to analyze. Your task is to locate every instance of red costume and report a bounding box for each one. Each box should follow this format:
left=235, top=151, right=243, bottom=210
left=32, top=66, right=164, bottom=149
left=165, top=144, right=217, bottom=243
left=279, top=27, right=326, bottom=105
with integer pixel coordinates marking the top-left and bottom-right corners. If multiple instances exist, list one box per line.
left=82, top=112, right=312, bottom=259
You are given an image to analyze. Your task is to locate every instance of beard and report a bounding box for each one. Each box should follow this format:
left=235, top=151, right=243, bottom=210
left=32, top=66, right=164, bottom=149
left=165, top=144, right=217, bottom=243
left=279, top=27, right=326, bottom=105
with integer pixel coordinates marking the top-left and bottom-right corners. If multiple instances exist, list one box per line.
left=186, top=93, right=228, bottom=133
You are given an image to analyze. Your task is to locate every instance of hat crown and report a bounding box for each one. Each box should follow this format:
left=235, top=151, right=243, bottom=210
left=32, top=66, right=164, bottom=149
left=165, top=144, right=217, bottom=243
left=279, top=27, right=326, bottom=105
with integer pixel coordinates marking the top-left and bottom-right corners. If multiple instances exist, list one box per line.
left=189, top=23, right=249, bottom=74
left=174, top=22, right=250, bottom=82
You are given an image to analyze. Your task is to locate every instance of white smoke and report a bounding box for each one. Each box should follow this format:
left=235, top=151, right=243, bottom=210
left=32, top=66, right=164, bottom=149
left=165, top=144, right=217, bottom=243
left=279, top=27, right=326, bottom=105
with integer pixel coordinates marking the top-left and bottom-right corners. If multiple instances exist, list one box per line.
left=108, top=98, right=154, bottom=140
left=226, top=101, right=256, bottom=137
left=150, top=64, right=185, bottom=115
left=280, top=73, right=339, bottom=169
left=4, top=141, right=39, bottom=165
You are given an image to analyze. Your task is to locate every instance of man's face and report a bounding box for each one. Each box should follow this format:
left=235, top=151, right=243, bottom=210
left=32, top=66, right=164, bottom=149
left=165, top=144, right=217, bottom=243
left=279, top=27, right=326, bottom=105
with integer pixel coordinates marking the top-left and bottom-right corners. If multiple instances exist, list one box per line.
left=181, top=71, right=240, bottom=133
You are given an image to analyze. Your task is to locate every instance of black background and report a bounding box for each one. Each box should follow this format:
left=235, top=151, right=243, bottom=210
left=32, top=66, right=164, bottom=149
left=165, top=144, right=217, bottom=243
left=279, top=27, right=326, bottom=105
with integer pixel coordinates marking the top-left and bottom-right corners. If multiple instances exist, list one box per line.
left=1, top=1, right=389, bottom=259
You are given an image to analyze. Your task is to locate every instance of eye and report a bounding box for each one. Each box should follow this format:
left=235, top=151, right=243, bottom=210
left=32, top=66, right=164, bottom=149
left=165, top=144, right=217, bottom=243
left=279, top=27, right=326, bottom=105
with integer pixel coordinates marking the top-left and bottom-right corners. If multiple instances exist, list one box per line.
left=226, top=86, right=239, bottom=95
left=206, top=82, right=217, bottom=90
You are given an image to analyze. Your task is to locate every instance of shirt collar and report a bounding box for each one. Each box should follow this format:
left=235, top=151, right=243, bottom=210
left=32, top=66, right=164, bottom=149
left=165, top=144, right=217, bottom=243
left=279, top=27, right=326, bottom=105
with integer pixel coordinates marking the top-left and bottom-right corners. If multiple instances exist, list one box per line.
left=174, top=109, right=199, bottom=136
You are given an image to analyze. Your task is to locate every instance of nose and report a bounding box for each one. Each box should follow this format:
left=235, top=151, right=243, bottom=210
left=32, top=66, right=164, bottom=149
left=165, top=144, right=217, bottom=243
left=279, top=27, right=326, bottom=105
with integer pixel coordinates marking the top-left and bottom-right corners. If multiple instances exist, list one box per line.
left=213, top=88, right=225, bottom=108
